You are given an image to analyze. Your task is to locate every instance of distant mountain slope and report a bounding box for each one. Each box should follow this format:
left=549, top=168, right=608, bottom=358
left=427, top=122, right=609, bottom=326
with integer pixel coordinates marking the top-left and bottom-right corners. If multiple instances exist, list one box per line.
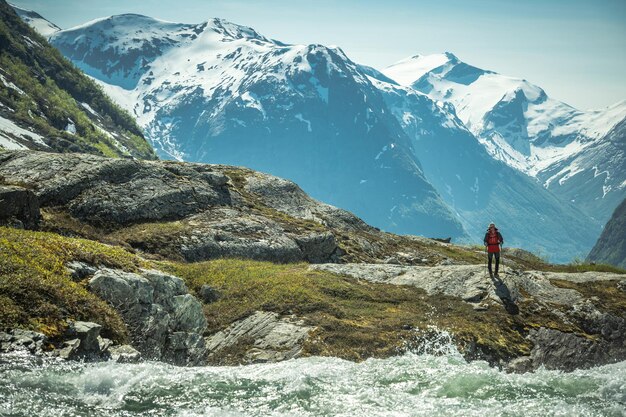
left=0, top=1, right=155, bottom=159
left=10, top=2, right=60, bottom=37
left=587, top=198, right=626, bottom=268
left=367, top=70, right=600, bottom=261
left=47, top=13, right=609, bottom=259
left=383, top=53, right=626, bottom=224
left=49, top=14, right=466, bottom=239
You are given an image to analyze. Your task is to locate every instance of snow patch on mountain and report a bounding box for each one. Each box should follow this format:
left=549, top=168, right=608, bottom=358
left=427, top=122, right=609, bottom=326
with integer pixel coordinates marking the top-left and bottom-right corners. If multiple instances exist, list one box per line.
left=10, top=3, right=61, bottom=37
left=0, top=114, right=47, bottom=150
left=384, top=53, right=454, bottom=85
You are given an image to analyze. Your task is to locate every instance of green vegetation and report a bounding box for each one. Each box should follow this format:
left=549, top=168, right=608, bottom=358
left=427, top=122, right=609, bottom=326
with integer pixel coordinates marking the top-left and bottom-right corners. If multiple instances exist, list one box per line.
left=1, top=221, right=622, bottom=364
left=550, top=279, right=626, bottom=318
left=160, top=259, right=532, bottom=363
left=0, top=226, right=145, bottom=342
left=0, top=2, right=155, bottom=159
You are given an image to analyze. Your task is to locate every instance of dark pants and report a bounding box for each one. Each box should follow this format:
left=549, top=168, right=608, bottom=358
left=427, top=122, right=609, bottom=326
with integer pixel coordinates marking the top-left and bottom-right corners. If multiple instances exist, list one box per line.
left=488, top=252, right=500, bottom=275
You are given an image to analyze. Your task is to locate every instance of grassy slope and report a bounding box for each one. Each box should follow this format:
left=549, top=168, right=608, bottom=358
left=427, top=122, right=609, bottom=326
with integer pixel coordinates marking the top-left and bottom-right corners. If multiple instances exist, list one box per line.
left=0, top=1, right=156, bottom=159
left=2, top=226, right=623, bottom=364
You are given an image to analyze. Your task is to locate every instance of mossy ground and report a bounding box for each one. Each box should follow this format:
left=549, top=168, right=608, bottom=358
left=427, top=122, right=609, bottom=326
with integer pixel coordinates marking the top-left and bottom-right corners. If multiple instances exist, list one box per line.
left=160, top=259, right=534, bottom=363
left=0, top=226, right=144, bottom=342
left=2, top=225, right=623, bottom=364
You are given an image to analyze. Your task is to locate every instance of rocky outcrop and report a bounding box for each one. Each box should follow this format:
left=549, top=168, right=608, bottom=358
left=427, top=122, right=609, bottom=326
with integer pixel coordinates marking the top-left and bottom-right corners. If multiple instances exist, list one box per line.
left=0, top=185, right=40, bottom=229
left=312, top=263, right=626, bottom=371
left=0, top=322, right=125, bottom=362
left=88, top=268, right=208, bottom=366
left=54, top=321, right=116, bottom=360
left=243, top=175, right=371, bottom=232
left=205, top=311, right=315, bottom=364
left=0, top=151, right=359, bottom=263
left=312, top=264, right=625, bottom=306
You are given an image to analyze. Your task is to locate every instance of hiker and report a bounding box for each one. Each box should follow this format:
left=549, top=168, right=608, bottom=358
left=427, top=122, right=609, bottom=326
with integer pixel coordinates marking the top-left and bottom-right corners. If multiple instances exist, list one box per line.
left=483, top=223, right=503, bottom=278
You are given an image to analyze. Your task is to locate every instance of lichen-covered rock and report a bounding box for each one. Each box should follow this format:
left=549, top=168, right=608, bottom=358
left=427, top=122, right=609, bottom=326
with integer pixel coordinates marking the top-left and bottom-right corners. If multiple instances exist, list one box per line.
left=205, top=311, right=315, bottom=364
left=0, top=329, right=47, bottom=355
left=89, top=268, right=208, bottom=365
left=293, top=232, right=342, bottom=263
left=0, top=152, right=230, bottom=224
left=0, top=185, right=40, bottom=229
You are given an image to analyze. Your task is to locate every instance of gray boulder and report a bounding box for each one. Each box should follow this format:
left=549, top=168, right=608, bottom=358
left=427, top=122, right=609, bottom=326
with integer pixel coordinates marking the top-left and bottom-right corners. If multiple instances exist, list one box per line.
left=205, top=311, right=314, bottom=364
left=109, top=344, right=142, bottom=363
left=56, top=321, right=109, bottom=360
left=89, top=268, right=208, bottom=365
left=0, top=185, right=40, bottom=229
left=57, top=339, right=81, bottom=360
left=66, top=321, right=102, bottom=355
left=198, top=285, right=220, bottom=304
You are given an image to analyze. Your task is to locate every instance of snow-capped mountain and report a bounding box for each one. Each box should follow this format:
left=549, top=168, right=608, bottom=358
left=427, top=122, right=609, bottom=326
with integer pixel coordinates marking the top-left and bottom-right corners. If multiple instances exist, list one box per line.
left=366, top=68, right=599, bottom=259
left=10, top=3, right=60, bottom=37
left=383, top=53, right=626, bottom=223
left=48, top=14, right=604, bottom=260
left=51, top=14, right=465, bottom=239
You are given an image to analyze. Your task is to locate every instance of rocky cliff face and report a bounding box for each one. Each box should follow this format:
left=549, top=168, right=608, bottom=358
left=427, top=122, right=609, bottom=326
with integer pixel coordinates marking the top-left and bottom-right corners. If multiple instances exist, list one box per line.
left=587, top=198, right=626, bottom=269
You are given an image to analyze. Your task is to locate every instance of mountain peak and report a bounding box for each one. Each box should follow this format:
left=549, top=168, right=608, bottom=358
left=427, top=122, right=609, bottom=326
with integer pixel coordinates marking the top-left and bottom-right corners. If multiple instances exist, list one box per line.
left=10, top=2, right=61, bottom=37
left=382, top=53, right=457, bottom=86
left=207, top=17, right=270, bottom=42
left=443, top=51, right=460, bottom=62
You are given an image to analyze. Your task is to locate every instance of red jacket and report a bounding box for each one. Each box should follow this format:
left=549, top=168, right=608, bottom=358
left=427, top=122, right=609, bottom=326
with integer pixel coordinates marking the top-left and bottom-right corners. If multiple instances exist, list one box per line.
left=484, top=228, right=503, bottom=253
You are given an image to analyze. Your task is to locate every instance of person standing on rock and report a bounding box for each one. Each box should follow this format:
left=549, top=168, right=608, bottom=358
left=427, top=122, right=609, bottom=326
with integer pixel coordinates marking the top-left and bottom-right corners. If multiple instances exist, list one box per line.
left=484, top=223, right=504, bottom=278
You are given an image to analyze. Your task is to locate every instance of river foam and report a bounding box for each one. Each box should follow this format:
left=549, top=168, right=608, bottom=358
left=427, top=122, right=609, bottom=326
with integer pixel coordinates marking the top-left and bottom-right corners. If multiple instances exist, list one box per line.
left=1, top=349, right=625, bottom=417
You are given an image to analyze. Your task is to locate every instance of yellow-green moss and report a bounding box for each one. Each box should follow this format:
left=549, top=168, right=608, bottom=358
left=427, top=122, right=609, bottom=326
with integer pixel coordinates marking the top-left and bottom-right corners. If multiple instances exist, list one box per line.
left=0, top=227, right=146, bottom=342
left=550, top=279, right=626, bottom=317
left=158, top=259, right=533, bottom=363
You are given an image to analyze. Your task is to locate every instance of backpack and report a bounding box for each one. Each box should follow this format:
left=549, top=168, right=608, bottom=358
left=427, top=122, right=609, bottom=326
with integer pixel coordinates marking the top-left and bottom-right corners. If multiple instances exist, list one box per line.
left=487, top=233, right=500, bottom=246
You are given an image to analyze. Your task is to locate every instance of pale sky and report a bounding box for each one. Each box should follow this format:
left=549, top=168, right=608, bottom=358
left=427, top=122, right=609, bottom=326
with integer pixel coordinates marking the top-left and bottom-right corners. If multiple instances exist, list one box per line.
left=11, top=0, right=626, bottom=110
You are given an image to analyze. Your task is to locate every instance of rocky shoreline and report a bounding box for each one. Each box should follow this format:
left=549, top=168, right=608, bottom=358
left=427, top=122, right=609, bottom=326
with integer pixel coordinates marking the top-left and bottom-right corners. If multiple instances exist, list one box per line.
left=1, top=150, right=625, bottom=373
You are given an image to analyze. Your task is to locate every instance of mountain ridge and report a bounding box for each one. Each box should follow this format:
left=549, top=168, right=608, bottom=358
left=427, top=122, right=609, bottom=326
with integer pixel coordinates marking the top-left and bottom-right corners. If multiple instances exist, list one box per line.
left=42, top=12, right=610, bottom=260
left=383, top=53, right=626, bottom=224
left=50, top=13, right=469, bottom=240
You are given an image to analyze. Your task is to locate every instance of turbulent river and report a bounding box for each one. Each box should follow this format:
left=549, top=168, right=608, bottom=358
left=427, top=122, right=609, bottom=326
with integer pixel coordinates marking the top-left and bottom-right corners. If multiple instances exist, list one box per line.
left=1, top=349, right=625, bottom=417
